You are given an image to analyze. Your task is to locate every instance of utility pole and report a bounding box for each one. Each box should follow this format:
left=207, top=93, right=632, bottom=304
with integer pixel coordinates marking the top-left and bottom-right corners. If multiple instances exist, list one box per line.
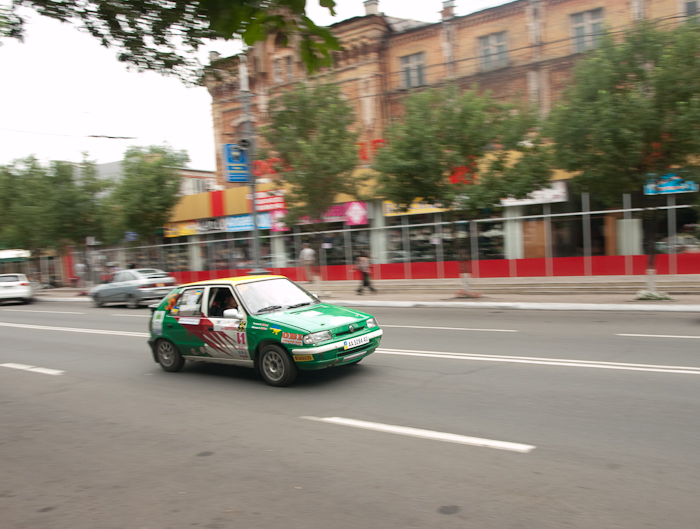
left=239, top=54, right=268, bottom=275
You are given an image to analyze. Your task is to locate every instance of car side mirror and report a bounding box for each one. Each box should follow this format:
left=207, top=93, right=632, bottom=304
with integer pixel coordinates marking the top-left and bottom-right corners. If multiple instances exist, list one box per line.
left=223, top=308, right=243, bottom=320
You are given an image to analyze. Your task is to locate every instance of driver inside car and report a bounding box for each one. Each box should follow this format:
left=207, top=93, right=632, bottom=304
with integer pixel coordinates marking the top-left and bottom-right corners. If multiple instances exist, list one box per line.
left=210, top=290, right=238, bottom=318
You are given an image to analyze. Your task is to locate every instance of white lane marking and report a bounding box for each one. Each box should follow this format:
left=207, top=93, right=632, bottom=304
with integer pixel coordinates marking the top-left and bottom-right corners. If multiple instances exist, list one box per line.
left=0, top=309, right=85, bottom=315
left=301, top=416, right=535, bottom=453
left=0, top=321, right=149, bottom=338
left=380, top=324, right=517, bottom=333
left=1, top=363, right=64, bottom=375
left=617, top=334, right=700, bottom=340
left=111, top=314, right=150, bottom=318
left=375, top=348, right=700, bottom=375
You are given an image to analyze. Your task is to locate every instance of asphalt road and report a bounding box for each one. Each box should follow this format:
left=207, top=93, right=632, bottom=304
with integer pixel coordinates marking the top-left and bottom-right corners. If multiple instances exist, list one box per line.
left=1, top=301, right=700, bottom=528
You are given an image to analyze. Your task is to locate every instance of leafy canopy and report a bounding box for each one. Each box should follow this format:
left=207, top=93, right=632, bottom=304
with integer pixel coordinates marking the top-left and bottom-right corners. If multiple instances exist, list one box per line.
left=374, top=84, right=551, bottom=218
left=111, top=145, right=188, bottom=243
left=9, top=0, right=340, bottom=82
left=547, top=21, right=700, bottom=203
left=262, top=82, right=359, bottom=225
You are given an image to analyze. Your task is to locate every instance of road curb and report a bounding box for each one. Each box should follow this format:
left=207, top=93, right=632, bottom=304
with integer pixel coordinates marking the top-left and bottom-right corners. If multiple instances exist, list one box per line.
left=36, top=296, right=700, bottom=312
left=332, top=300, right=700, bottom=312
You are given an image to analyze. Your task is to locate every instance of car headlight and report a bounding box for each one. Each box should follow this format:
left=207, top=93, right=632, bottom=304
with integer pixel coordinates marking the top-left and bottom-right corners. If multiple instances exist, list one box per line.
left=366, top=317, right=378, bottom=329
left=303, top=330, right=333, bottom=345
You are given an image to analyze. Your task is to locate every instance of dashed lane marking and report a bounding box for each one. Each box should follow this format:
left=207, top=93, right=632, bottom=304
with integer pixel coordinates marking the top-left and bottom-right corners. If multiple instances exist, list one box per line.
left=0, top=321, right=149, bottom=337
left=375, top=348, right=700, bottom=375
left=0, top=309, right=85, bottom=315
left=301, top=416, right=535, bottom=453
left=380, top=324, right=517, bottom=333
left=617, top=333, right=700, bottom=340
left=1, top=363, right=64, bottom=375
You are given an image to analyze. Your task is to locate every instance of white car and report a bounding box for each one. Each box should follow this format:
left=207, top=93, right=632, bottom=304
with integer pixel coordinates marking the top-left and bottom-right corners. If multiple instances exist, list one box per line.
left=89, top=268, right=177, bottom=308
left=0, top=274, right=33, bottom=304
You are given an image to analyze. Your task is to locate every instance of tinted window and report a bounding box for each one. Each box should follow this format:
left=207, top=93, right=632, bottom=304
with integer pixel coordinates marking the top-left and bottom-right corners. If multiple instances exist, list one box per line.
left=0, top=275, right=19, bottom=283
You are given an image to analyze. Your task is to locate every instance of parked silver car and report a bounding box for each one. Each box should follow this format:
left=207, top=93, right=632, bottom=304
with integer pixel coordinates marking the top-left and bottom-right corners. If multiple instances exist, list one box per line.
left=90, top=269, right=176, bottom=308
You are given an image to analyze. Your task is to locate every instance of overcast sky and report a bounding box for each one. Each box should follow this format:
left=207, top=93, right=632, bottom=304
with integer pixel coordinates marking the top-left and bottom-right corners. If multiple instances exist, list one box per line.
left=0, top=0, right=504, bottom=171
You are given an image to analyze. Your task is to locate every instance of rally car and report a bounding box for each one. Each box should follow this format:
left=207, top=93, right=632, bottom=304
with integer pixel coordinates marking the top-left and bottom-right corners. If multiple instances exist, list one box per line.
left=147, top=275, right=383, bottom=386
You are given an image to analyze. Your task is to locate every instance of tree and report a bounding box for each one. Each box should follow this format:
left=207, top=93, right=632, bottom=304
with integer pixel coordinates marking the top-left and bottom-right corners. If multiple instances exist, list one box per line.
left=546, top=21, right=700, bottom=291
left=374, top=84, right=551, bottom=294
left=9, top=0, right=340, bottom=82
left=112, top=145, right=188, bottom=245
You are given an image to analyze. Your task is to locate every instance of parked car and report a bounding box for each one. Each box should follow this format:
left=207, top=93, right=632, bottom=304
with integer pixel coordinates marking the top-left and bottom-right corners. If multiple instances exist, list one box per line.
left=0, top=274, right=33, bottom=304
left=90, top=268, right=176, bottom=308
left=147, top=275, right=383, bottom=387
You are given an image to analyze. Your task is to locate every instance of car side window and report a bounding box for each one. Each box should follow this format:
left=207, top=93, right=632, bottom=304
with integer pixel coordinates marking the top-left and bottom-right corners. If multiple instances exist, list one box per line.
left=207, top=286, right=239, bottom=318
left=113, top=272, right=124, bottom=283
left=122, top=272, right=136, bottom=281
left=177, top=288, right=204, bottom=317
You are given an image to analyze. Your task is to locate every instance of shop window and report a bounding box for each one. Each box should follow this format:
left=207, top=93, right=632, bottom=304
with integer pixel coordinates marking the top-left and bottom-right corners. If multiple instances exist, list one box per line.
left=408, top=224, right=438, bottom=262
left=479, top=32, right=508, bottom=71
left=571, top=8, right=604, bottom=53
left=400, top=52, right=425, bottom=88
left=477, top=221, right=505, bottom=260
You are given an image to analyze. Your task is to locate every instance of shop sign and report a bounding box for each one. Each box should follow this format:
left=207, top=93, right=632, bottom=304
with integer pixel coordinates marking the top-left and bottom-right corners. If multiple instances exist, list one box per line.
left=224, top=212, right=272, bottom=232
left=165, top=213, right=272, bottom=237
left=644, top=174, right=699, bottom=195
left=270, top=202, right=368, bottom=232
left=500, top=181, right=568, bottom=206
left=246, top=189, right=286, bottom=212
left=383, top=200, right=448, bottom=217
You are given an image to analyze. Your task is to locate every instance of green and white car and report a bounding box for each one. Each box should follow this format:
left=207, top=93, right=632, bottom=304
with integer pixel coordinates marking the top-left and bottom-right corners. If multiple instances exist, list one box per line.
left=147, top=275, right=383, bottom=386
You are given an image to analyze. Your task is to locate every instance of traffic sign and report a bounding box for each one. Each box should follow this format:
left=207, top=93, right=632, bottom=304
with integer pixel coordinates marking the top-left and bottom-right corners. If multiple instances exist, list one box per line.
left=223, top=143, right=249, bottom=182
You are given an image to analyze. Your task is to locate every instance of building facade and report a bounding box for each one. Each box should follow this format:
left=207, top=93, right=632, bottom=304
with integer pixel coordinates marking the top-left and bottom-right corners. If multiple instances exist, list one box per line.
left=138, top=0, right=700, bottom=283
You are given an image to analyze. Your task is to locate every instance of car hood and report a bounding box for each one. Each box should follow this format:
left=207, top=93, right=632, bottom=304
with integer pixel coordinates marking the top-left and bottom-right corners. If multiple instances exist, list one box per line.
left=258, top=303, right=371, bottom=333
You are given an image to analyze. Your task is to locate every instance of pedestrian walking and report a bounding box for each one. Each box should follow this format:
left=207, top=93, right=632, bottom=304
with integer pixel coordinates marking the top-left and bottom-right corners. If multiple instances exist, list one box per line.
left=299, top=243, right=317, bottom=291
left=355, top=252, right=376, bottom=295
left=74, top=261, right=87, bottom=288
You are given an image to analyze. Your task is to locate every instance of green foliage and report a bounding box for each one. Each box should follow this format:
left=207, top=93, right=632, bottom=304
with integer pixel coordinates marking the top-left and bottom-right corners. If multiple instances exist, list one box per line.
left=10, top=0, right=339, bottom=82
left=0, top=156, right=109, bottom=252
left=262, top=82, right=359, bottom=225
left=111, top=146, right=188, bottom=244
left=547, top=21, right=700, bottom=203
left=374, top=84, right=551, bottom=218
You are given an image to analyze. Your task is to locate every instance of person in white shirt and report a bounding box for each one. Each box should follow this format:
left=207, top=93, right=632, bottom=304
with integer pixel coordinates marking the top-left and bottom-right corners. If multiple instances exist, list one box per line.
left=299, top=243, right=316, bottom=289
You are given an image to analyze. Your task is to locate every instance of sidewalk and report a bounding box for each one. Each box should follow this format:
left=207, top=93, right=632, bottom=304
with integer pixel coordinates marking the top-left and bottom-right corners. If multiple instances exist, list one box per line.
left=33, top=275, right=700, bottom=312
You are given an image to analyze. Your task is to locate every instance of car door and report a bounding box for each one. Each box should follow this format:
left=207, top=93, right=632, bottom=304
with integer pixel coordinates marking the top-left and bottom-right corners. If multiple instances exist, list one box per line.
left=118, top=271, right=138, bottom=301
left=102, top=272, right=123, bottom=301
left=201, top=286, right=249, bottom=361
left=167, top=286, right=208, bottom=357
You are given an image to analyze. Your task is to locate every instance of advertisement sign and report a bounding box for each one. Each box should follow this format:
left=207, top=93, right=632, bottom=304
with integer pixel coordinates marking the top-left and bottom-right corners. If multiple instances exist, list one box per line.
left=246, top=189, right=286, bottom=212
left=644, top=174, right=699, bottom=195
left=270, top=202, right=368, bottom=232
left=165, top=213, right=272, bottom=237
left=500, top=181, right=568, bottom=207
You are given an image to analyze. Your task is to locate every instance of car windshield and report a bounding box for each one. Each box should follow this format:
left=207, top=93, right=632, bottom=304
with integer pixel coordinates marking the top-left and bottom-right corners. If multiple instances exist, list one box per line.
left=0, top=275, right=19, bottom=282
left=236, top=278, right=318, bottom=315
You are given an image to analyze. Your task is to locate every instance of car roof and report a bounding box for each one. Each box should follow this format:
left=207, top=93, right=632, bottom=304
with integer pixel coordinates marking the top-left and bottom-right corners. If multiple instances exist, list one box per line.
left=181, top=275, right=287, bottom=288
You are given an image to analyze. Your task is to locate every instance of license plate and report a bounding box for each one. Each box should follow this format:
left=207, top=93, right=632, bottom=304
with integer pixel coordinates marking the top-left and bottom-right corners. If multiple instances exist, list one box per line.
left=157, top=283, right=165, bottom=287
left=343, top=335, right=370, bottom=350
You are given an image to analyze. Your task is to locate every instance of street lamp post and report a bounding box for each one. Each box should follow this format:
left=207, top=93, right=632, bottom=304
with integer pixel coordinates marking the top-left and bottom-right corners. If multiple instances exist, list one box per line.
left=239, top=54, right=268, bottom=275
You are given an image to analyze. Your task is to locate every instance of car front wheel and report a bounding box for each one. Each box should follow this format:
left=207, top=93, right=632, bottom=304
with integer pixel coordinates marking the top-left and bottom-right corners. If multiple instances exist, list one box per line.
left=156, top=339, right=185, bottom=372
left=126, top=294, right=139, bottom=309
left=93, top=295, right=104, bottom=308
left=259, top=344, right=297, bottom=387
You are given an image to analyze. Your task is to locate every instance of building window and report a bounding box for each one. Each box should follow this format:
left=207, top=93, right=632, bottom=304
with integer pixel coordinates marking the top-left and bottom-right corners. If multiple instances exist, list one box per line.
left=687, top=1, right=698, bottom=20
left=274, top=58, right=283, bottom=83
left=479, top=32, right=508, bottom=70
left=571, top=8, right=604, bottom=53
left=285, top=56, right=293, bottom=79
left=400, top=52, right=425, bottom=88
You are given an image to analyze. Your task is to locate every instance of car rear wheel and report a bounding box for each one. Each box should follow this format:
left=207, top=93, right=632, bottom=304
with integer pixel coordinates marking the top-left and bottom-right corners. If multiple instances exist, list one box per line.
left=259, top=344, right=297, bottom=387
left=156, top=339, right=185, bottom=372
left=126, top=294, right=139, bottom=309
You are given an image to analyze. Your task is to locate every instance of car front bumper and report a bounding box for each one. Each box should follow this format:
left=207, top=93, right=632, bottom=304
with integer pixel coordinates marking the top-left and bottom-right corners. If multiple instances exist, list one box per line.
left=290, top=329, right=383, bottom=370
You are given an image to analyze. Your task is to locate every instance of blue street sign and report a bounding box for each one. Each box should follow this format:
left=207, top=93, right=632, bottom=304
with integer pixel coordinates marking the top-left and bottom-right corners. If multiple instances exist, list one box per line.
left=223, top=143, right=249, bottom=182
